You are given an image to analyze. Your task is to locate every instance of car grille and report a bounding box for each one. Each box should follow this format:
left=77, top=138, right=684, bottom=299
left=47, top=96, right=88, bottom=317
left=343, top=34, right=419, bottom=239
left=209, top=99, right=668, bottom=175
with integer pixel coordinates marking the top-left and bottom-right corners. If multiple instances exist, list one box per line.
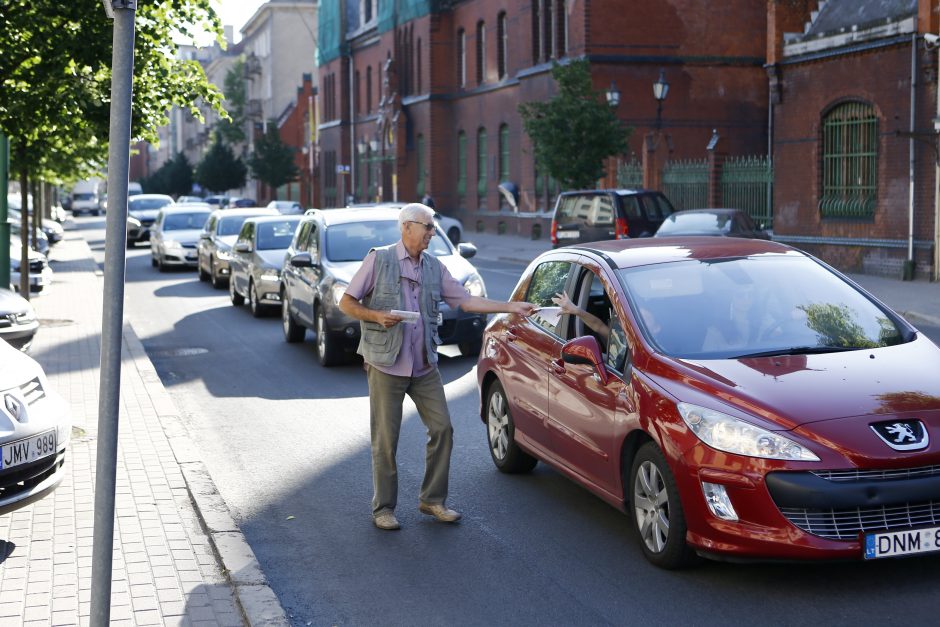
left=2, top=377, right=46, bottom=405
left=813, top=466, right=940, bottom=482
left=182, top=243, right=197, bottom=249
left=780, top=501, right=940, bottom=541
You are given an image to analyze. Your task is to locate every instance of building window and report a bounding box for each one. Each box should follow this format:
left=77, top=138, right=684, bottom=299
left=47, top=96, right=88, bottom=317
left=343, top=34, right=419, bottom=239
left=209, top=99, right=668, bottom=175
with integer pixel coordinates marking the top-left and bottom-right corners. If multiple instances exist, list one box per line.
left=417, top=38, right=422, bottom=93
left=556, top=0, right=567, bottom=56
left=366, top=66, right=372, bottom=112
left=542, top=0, right=552, bottom=60
left=497, top=13, right=508, bottom=79
left=457, top=29, right=466, bottom=88
left=476, top=21, right=486, bottom=85
left=354, top=70, right=361, bottom=115
left=457, top=131, right=467, bottom=201
left=499, top=124, right=510, bottom=183
left=416, top=134, right=426, bottom=198
left=477, top=127, right=488, bottom=199
left=532, top=2, right=541, bottom=64
left=819, top=101, right=878, bottom=218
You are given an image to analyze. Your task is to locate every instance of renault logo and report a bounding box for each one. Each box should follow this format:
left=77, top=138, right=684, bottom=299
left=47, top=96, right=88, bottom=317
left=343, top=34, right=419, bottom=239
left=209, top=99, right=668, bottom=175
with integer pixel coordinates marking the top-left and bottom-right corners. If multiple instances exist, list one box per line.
left=870, top=420, right=929, bottom=451
left=3, top=393, right=26, bottom=423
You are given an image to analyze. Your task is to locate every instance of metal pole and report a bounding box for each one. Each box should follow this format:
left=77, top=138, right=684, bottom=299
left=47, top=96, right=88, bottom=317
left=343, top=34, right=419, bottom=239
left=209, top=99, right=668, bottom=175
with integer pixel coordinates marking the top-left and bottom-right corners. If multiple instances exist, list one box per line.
left=906, top=34, right=917, bottom=279
left=0, top=135, right=9, bottom=289
left=90, top=2, right=136, bottom=625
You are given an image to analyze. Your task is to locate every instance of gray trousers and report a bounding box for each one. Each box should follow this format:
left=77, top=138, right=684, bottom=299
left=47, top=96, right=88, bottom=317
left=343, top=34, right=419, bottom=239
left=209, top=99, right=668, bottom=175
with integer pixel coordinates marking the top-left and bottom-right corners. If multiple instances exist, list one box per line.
left=367, top=366, right=454, bottom=516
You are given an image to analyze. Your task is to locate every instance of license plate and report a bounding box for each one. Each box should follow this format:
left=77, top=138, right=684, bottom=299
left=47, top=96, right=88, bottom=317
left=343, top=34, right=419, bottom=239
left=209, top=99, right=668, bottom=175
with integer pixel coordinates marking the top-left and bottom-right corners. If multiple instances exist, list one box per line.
left=864, top=526, right=940, bottom=559
left=556, top=230, right=579, bottom=239
left=0, top=430, right=57, bottom=470
left=186, top=253, right=197, bottom=260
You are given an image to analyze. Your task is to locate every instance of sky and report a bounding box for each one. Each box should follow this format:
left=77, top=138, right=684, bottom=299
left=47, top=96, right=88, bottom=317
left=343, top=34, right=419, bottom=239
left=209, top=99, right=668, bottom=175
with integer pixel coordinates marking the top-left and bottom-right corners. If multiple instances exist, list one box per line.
left=211, top=0, right=267, bottom=43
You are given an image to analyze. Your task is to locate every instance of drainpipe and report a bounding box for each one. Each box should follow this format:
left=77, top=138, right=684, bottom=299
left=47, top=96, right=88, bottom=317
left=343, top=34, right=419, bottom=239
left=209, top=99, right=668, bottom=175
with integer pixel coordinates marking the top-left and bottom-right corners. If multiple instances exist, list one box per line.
left=906, top=33, right=917, bottom=280
left=349, top=52, right=356, bottom=204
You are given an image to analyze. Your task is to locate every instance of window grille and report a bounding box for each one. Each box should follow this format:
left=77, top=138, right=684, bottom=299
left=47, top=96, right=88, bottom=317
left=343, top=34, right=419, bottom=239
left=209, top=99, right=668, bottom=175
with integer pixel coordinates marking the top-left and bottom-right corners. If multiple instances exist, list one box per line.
left=819, top=101, right=878, bottom=219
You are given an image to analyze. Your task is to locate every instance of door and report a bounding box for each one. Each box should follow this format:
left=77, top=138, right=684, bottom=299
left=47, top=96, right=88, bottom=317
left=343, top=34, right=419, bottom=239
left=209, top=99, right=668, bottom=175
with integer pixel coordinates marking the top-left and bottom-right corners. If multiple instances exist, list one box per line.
left=231, top=222, right=253, bottom=295
left=500, top=258, right=576, bottom=452
left=297, top=222, right=322, bottom=325
left=547, top=266, right=631, bottom=494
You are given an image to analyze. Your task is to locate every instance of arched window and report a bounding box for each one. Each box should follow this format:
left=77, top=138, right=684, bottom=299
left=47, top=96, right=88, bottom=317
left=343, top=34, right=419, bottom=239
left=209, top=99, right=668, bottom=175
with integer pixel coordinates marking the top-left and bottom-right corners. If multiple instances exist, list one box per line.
left=542, top=0, right=552, bottom=59
left=476, top=21, right=486, bottom=85
left=477, top=127, right=488, bottom=199
left=366, top=66, right=372, bottom=112
left=819, top=101, right=878, bottom=218
left=556, top=0, right=567, bottom=56
left=457, top=131, right=467, bottom=202
left=497, top=12, right=508, bottom=79
left=499, top=124, right=510, bottom=183
left=532, top=1, right=541, bottom=64
left=457, top=29, right=466, bottom=88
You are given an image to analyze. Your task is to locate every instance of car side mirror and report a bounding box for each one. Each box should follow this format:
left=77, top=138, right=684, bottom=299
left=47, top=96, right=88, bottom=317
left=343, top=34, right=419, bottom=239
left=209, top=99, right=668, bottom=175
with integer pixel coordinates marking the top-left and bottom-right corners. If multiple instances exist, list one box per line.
left=457, top=242, right=477, bottom=259
left=290, top=252, right=314, bottom=268
left=560, top=336, right=609, bottom=385
left=234, top=241, right=251, bottom=253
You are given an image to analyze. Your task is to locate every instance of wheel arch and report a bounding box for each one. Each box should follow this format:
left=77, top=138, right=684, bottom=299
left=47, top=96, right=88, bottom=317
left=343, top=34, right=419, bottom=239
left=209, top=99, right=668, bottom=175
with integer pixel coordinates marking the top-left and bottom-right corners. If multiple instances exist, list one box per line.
left=478, top=370, right=501, bottom=423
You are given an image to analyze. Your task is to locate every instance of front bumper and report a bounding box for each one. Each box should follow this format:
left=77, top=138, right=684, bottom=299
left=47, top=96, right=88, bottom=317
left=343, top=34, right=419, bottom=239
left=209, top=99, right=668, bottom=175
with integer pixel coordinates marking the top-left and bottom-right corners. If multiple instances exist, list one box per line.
left=159, top=247, right=199, bottom=267
left=0, top=320, right=40, bottom=351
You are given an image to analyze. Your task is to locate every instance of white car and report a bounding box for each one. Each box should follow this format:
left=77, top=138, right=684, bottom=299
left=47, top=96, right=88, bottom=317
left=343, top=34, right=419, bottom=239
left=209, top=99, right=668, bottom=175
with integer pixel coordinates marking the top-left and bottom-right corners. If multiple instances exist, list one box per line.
left=0, top=337, right=72, bottom=514
left=347, top=202, right=464, bottom=244
left=150, top=206, right=213, bottom=271
left=267, top=200, right=303, bottom=215
left=9, top=240, right=54, bottom=294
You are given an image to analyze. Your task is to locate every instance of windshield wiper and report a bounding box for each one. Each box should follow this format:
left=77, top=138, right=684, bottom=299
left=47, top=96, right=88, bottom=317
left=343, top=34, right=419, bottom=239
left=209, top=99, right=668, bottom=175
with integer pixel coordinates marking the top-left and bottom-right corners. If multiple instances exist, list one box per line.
left=730, top=345, right=858, bottom=359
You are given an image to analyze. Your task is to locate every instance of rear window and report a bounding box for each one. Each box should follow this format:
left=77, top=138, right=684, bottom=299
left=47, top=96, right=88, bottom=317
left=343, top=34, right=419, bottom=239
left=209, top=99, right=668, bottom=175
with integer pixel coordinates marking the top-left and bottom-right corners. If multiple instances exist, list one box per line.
left=163, top=212, right=210, bottom=231
left=555, top=194, right=612, bottom=227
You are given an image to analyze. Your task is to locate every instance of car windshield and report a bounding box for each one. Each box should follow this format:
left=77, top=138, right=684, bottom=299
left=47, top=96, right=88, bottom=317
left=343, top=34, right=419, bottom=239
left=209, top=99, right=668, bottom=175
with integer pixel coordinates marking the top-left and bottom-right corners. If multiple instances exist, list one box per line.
left=324, top=220, right=452, bottom=262
left=657, top=212, right=730, bottom=236
left=256, top=219, right=300, bottom=250
left=618, top=255, right=906, bottom=359
left=218, top=216, right=251, bottom=236
left=73, top=193, right=95, bottom=201
left=130, top=198, right=172, bottom=212
left=163, top=212, right=210, bottom=231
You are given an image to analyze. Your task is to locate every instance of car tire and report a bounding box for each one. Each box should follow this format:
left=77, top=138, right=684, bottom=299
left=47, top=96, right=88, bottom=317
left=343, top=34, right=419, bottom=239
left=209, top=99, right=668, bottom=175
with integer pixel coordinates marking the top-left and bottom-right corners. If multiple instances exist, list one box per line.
left=156, top=255, right=168, bottom=272
left=315, top=305, right=341, bottom=367
left=229, top=276, right=244, bottom=306
left=629, top=442, right=697, bottom=570
left=248, top=281, right=266, bottom=318
left=198, top=257, right=209, bottom=282
left=282, top=292, right=305, bottom=343
left=151, top=254, right=157, bottom=268
left=485, top=380, right=537, bottom=474
left=210, top=259, right=225, bottom=289
left=458, top=338, right=482, bottom=357
left=447, top=227, right=460, bottom=245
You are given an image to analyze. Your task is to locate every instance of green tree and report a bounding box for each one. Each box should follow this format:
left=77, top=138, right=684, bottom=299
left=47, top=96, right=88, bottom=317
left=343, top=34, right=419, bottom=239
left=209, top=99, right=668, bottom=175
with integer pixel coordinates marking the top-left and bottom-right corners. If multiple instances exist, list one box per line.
left=195, top=137, right=247, bottom=193
left=519, top=59, right=631, bottom=190
left=247, top=121, right=299, bottom=192
left=216, top=59, right=247, bottom=146
left=142, top=151, right=193, bottom=196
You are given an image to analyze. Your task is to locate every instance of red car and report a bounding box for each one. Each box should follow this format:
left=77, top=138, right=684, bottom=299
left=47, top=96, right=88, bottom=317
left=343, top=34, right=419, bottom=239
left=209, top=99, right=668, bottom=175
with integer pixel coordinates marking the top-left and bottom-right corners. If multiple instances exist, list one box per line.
left=477, top=237, right=940, bottom=568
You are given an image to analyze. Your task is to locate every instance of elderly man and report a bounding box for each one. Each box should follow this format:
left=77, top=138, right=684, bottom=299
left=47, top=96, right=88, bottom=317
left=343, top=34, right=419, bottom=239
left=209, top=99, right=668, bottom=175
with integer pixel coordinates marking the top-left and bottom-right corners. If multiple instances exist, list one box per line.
left=339, top=203, right=536, bottom=531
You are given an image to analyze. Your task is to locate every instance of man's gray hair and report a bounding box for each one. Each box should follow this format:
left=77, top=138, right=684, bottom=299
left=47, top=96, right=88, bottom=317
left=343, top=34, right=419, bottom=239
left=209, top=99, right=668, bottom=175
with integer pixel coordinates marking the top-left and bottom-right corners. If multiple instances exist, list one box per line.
left=398, top=203, right=435, bottom=229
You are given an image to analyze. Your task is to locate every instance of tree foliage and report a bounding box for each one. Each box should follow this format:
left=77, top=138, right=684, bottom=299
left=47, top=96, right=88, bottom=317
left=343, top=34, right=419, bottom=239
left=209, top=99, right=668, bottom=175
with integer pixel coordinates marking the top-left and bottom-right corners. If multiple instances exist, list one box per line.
left=216, top=59, right=247, bottom=146
left=141, top=152, right=193, bottom=197
left=518, top=59, right=631, bottom=190
left=247, top=121, right=299, bottom=192
left=195, top=137, right=247, bottom=193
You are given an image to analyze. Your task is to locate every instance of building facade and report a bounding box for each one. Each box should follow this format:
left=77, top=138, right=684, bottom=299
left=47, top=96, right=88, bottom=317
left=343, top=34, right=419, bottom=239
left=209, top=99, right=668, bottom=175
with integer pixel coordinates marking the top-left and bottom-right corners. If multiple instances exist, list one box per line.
left=316, top=0, right=769, bottom=236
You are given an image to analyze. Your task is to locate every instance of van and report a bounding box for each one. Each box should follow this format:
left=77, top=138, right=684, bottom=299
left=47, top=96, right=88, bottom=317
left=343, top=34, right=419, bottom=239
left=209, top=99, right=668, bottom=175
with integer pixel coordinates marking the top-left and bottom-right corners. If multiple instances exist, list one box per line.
left=550, top=189, right=675, bottom=247
left=71, top=179, right=102, bottom=216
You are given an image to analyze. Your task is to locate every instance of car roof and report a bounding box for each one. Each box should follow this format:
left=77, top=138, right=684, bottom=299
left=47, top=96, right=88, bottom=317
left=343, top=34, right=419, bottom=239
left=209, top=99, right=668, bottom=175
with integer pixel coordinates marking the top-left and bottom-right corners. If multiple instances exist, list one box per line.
left=313, top=206, right=402, bottom=226
left=130, top=194, right=174, bottom=201
left=159, top=205, right=212, bottom=215
left=557, top=188, right=660, bottom=197
left=669, top=208, right=746, bottom=216
left=561, top=236, right=798, bottom=270
left=244, top=214, right=303, bottom=224
left=210, top=207, right=279, bottom=218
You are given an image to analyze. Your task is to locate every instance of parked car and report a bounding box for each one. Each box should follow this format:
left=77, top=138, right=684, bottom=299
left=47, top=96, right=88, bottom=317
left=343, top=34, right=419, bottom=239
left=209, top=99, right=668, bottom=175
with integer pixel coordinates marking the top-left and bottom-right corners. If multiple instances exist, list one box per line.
left=149, top=205, right=212, bottom=272
left=177, top=195, right=205, bottom=204
left=0, top=288, right=39, bottom=352
left=551, top=189, right=674, bottom=247
left=9, top=241, right=53, bottom=294
left=229, top=215, right=303, bottom=317
left=280, top=206, right=485, bottom=366
left=0, top=337, right=72, bottom=514
left=655, top=208, right=771, bottom=240
left=197, top=207, right=279, bottom=288
left=226, top=197, right=257, bottom=208
left=267, top=200, right=304, bottom=215
left=7, top=196, right=65, bottom=244
left=477, top=236, right=940, bottom=568
left=8, top=220, right=50, bottom=256
left=126, top=194, right=175, bottom=246
left=348, top=202, right=464, bottom=245
left=203, top=195, right=230, bottom=207
left=70, top=191, right=100, bottom=216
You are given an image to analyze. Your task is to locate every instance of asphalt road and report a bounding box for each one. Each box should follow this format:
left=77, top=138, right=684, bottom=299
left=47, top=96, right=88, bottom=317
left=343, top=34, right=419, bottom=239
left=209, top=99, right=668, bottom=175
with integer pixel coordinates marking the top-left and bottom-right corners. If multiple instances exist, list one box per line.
left=76, top=216, right=940, bottom=627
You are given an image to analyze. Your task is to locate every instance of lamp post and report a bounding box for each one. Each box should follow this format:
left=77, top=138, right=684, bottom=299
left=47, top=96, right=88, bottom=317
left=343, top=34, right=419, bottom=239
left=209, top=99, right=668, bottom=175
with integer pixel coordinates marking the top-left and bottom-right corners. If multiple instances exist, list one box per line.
left=605, top=81, right=621, bottom=108
left=653, top=68, right=669, bottom=130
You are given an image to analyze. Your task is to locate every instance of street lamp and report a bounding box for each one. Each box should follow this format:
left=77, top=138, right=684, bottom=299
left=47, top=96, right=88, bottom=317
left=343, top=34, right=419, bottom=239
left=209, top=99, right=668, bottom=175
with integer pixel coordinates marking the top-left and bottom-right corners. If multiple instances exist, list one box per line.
left=605, top=81, right=621, bottom=108
left=653, top=68, right=669, bottom=130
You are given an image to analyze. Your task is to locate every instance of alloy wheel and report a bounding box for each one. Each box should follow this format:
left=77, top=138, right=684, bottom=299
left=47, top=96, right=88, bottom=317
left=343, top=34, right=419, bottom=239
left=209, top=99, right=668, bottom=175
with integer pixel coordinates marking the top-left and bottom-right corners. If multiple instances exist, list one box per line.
left=633, top=460, right=670, bottom=554
left=487, top=390, right=510, bottom=462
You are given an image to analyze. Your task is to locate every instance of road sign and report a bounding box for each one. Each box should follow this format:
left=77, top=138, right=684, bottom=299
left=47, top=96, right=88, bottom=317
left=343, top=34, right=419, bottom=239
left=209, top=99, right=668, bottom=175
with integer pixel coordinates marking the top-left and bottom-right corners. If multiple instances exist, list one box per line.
left=335, top=164, right=350, bottom=175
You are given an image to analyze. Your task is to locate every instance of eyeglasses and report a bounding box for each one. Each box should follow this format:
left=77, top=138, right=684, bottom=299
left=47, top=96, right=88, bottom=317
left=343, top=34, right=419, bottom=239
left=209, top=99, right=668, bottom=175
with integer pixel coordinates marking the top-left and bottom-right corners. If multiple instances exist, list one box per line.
left=407, top=220, right=435, bottom=232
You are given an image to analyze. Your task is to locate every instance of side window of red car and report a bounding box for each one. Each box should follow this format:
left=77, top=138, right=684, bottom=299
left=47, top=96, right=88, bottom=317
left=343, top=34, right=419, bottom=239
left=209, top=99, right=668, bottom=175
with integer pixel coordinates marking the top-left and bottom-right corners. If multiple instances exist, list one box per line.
left=525, top=260, right=572, bottom=336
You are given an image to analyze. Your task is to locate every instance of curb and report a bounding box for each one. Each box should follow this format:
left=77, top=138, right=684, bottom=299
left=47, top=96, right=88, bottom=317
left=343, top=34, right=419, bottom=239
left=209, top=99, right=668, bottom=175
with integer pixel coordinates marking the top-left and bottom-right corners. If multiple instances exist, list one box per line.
left=121, top=322, right=290, bottom=626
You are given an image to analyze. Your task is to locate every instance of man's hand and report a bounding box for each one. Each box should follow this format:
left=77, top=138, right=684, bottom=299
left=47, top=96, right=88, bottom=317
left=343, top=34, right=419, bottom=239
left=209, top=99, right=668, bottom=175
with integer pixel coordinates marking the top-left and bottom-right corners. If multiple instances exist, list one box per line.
left=508, top=301, right=538, bottom=317
left=373, top=311, right=404, bottom=328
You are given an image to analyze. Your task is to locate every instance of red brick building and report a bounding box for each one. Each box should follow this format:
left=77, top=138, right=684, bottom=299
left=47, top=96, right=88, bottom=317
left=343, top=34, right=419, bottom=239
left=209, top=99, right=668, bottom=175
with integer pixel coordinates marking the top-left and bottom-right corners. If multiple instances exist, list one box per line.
left=316, top=0, right=769, bottom=237
left=273, top=73, right=319, bottom=207
left=769, top=0, right=940, bottom=279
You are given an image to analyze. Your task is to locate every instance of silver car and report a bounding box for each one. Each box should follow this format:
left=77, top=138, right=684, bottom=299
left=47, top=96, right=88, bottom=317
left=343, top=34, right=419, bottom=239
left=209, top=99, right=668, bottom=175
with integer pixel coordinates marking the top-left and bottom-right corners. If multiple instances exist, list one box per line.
left=229, top=215, right=302, bottom=317
left=150, top=206, right=212, bottom=271
left=126, top=194, right=175, bottom=246
left=197, top=207, right=278, bottom=288
left=0, top=338, right=72, bottom=514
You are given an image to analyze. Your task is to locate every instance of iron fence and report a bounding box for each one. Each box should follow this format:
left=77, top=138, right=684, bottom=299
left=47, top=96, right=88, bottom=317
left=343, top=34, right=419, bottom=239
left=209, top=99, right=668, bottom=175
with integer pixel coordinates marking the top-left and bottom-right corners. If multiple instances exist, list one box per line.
left=663, top=159, right=708, bottom=209
left=721, top=155, right=774, bottom=228
left=616, top=157, right=643, bottom=189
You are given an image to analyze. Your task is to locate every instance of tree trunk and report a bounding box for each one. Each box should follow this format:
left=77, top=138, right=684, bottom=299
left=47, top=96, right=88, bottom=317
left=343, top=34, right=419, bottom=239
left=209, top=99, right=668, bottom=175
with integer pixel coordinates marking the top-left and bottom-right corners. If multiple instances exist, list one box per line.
left=18, top=148, right=29, bottom=298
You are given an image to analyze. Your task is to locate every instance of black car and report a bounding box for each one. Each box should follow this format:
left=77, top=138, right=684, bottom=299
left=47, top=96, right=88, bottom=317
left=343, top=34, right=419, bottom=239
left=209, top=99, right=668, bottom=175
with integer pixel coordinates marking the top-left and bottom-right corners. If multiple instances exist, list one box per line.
left=280, top=207, right=486, bottom=366
left=654, top=208, right=771, bottom=240
left=551, top=189, right=675, bottom=246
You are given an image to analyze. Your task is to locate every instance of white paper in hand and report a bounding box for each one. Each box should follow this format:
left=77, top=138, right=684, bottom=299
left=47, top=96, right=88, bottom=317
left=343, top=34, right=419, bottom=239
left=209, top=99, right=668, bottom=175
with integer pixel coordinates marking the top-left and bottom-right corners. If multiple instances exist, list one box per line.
left=390, top=309, right=420, bottom=324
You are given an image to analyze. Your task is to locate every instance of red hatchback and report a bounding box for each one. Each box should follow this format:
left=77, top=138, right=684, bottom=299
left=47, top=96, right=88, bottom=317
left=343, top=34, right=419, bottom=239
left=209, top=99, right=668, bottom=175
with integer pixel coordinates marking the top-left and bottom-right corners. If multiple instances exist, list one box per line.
left=477, top=237, right=940, bottom=568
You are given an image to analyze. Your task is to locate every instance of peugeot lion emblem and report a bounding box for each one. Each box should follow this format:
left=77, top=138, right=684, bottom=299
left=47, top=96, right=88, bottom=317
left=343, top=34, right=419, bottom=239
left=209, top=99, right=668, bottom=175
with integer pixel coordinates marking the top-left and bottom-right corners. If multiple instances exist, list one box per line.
left=870, top=420, right=929, bottom=451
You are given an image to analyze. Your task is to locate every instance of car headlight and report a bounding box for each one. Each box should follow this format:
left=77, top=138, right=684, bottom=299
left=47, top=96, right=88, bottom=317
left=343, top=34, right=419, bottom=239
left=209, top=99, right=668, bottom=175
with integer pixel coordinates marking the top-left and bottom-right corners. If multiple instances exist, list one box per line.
left=331, top=281, right=348, bottom=305
left=216, top=249, right=233, bottom=261
left=260, top=269, right=280, bottom=282
left=163, top=239, right=182, bottom=249
left=463, top=272, right=487, bottom=298
left=15, top=309, right=36, bottom=323
left=677, top=402, right=820, bottom=461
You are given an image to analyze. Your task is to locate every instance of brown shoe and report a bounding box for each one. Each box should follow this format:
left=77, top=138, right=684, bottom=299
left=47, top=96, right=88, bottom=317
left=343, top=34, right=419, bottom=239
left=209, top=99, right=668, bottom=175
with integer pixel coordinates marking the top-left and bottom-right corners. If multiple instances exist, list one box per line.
left=373, top=511, right=401, bottom=530
left=418, top=503, right=462, bottom=523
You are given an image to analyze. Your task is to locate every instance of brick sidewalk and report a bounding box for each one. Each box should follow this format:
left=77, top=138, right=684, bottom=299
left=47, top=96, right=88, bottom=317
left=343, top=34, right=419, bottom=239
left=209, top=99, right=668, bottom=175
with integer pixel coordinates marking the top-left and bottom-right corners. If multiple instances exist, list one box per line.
left=0, top=232, right=286, bottom=626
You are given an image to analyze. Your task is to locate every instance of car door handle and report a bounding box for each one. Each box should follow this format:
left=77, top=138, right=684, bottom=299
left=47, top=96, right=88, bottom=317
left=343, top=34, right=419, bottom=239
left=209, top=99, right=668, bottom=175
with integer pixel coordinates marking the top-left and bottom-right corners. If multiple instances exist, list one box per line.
left=550, top=359, right=566, bottom=375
